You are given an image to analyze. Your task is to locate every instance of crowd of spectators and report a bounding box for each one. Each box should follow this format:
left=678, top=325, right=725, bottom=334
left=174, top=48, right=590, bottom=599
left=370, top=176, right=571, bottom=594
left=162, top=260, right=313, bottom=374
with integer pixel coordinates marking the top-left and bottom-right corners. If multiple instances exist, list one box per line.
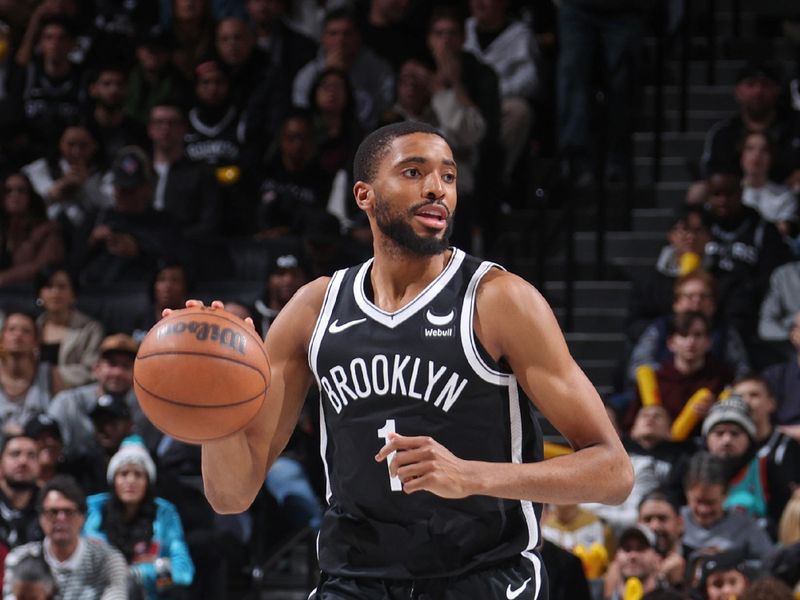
left=1, top=0, right=800, bottom=599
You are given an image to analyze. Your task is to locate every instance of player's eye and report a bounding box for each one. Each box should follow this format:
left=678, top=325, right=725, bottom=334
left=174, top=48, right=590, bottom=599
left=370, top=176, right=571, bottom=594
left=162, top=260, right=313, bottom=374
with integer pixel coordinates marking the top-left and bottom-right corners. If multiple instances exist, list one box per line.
left=402, top=168, right=420, bottom=177
left=442, top=173, right=456, bottom=184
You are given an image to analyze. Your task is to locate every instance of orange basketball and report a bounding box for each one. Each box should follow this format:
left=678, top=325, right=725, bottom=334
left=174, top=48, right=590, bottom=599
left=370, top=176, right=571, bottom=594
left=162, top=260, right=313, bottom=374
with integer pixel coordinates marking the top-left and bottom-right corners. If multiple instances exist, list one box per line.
left=133, top=306, right=271, bottom=444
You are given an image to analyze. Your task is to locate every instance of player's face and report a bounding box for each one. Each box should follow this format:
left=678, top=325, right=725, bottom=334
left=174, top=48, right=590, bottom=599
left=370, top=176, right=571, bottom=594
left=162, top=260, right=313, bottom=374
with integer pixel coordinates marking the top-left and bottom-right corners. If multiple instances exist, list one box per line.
left=686, top=482, right=726, bottom=528
left=706, top=570, right=748, bottom=600
left=638, top=499, right=683, bottom=552
left=370, top=133, right=457, bottom=256
left=114, top=463, right=148, bottom=506
left=1, top=437, right=40, bottom=489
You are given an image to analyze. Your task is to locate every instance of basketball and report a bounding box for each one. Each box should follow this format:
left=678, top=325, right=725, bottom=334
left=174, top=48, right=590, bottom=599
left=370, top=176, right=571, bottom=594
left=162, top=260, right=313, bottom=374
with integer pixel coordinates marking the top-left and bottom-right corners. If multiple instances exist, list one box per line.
left=133, top=306, right=271, bottom=444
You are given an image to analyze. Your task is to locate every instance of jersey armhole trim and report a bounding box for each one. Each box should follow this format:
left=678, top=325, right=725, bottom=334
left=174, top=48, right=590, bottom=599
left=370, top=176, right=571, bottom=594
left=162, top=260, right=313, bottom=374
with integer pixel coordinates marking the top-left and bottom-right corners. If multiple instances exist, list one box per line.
left=308, top=269, right=346, bottom=379
left=460, top=261, right=511, bottom=385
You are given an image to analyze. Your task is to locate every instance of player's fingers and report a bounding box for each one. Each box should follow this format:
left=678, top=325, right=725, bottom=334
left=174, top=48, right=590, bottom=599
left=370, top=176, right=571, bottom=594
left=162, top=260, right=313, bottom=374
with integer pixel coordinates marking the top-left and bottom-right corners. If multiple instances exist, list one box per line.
left=185, top=299, right=205, bottom=308
left=395, top=461, right=430, bottom=482
left=210, top=300, right=225, bottom=310
left=375, top=434, right=434, bottom=461
left=244, top=317, right=257, bottom=332
left=401, top=473, right=435, bottom=495
left=388, top=449, right=430, bottom=475
left=161, top=309, right=173, bottom=318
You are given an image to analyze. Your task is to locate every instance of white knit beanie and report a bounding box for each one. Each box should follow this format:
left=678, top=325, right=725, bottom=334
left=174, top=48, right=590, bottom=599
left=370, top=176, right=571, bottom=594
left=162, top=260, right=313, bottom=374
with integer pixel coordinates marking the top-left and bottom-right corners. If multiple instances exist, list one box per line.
left=107, top=435, right=156, bottom=484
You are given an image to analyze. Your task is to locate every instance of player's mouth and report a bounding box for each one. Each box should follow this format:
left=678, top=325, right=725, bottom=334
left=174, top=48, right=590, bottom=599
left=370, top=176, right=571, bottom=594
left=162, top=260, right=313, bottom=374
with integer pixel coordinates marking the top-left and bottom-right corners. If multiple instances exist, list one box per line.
left=413, top=204, right=449, bottom=230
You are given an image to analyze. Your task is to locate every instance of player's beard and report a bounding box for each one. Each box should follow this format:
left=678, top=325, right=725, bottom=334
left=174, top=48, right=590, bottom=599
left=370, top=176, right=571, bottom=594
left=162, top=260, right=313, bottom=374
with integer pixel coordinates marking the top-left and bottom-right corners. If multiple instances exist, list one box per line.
left=374, top=195, right=454, bottom=257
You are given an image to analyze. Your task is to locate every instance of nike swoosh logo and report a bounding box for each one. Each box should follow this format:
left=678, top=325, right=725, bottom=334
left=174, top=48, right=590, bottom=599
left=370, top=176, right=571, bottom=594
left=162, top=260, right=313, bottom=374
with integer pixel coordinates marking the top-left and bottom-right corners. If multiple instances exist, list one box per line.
left=506, top=578, right=531, bottom=599
left=425, top=309, right=454, bottom=326
left=328, top=318, right=366, bottom=334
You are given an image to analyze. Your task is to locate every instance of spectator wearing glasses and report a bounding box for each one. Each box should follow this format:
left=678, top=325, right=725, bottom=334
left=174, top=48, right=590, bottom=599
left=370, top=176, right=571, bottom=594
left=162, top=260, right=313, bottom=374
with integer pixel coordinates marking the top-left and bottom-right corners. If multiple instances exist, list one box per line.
left=3, top=475, right=127, bottom=600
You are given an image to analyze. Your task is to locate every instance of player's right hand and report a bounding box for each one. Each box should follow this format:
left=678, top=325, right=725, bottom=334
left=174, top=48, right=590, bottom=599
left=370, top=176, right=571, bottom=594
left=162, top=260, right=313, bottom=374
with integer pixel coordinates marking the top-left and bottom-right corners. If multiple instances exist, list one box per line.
left=162, top=300, right=257, bottom=333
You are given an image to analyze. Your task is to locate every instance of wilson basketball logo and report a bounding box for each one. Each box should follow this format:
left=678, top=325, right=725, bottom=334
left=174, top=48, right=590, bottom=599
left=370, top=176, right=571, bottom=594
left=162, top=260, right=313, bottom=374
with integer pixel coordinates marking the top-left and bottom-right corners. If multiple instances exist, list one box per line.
left=155, top=320, right=247, bottom=355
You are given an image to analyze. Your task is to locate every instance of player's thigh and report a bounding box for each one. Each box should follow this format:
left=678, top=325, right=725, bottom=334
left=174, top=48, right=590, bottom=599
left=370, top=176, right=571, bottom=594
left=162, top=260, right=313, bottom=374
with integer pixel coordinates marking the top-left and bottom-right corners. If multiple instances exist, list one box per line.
left=445, top=557, right=548, bottom=600
left=309, top=573, right=395, bottom=600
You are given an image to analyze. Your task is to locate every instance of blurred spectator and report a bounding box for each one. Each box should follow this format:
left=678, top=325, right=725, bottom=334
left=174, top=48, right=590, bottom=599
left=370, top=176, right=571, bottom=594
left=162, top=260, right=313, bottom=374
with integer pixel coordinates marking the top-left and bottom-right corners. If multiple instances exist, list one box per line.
left=48, top=333, right=146, bottom=463
left=625, top=204, right=712, bottom=341
left=34, top=266, right=104, bottom=390
left=701, top=61, right=800, bottom=185
left=740, top=576, right=794, bottom=600
left=556, top=0, right=643, bottom=183
left=3, top=475, right=128, bottom=600
left=702, top=395, right=794, bottom=531
left=732, top=376, right=800, bottom=488
left=0, top=173, right=64, bottom=289
left=84, top=436, right=194, bottom=599
left=253, top=110, right=333, bottom=239
left=6, top=554, right=56, bottom=600
left=88, top=0, right=160, bottom=64
left=637, top=491, right=686, bottom=588
left=13, top=15, right=85, bottom=158
left=0, top=311, right=54, bottom=428
left=624, top=312, right=734, bottom=432
left=169, top=0, right=215, bottom=81
left=463, top=0, right=538, bottom=183
left=214, top=17, right=268, bottom=105
left=0, top=434, right=43, bottom=549
left=245, top=0, right=317, bottom=84
left=542, top=503, right=614, bottom=554
left=681, top=452, right=773, bottom=565
left=779, top=496, right=800, bottom=546
left=22, top=125, right=112, bottom=236
left=292, top=7, right=394, bottom=130
left=587, top=405, right=688, bottom=532
left=301, top=210, right=365, bottom=278
left=740, top=131, right=798, bottom=238
left=358, top=0, right=426, bottom=70
left=85, top=64, right=149, bottom=166
left=147, top=102, right=219, bottom=239
left=381, top=54, right=486, bottom=203
left=254, top=252, right=308, bottom=338
left=132, top=262, right=192, bottom=339
left=76, top=146, right=180, bottom=286
left=541, top=538, right=593, bottom=600
left=758, top=261, right=800, bottom=341
left=426, top=6, right=502, bottom=249
left=704, top=168, right=792, bottom=338
left=603, top=525, right=663, bottom=600
left=696, top=547, right=757, bottom=600
left=125, top=26, right=190, bottom=125
left=68, top=393, right=134, bottom=496
left=308, top=67, right=363, bottom=180
left=762, top=311, right=800, bottom=433
left=23, top=414, right=66, bottom=486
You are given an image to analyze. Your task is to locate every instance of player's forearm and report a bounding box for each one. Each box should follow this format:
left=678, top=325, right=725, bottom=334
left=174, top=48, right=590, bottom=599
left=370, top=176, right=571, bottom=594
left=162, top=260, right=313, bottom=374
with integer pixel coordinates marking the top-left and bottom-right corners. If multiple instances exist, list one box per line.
left=201, top=432, right=264, bottom=513
left=466, top=442, right=633, bottom=505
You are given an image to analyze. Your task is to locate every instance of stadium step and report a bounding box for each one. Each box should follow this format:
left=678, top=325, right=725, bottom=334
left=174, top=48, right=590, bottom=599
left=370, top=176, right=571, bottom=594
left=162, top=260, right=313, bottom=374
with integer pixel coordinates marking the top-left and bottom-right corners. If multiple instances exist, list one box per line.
left=631, top=207, right=677, bottom=232
left=565, top=332, right=627, bottom=361
left=552, top=307, right=627, bottom=334
left=633, top=131, right=706, bottom=159
left=544, top=280, right=631, bottom=310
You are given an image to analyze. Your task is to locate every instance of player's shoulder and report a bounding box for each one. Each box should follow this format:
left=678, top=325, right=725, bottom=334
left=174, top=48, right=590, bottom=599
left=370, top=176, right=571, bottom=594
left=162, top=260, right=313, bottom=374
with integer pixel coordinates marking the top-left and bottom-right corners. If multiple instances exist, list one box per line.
left=476, top=267, right=545, bottom=304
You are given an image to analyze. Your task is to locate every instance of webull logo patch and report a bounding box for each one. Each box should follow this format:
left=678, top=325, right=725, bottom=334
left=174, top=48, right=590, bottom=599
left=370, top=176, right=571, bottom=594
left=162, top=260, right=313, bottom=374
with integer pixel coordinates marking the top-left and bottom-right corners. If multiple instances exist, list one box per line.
left=156, top=321, right=247, bottom=355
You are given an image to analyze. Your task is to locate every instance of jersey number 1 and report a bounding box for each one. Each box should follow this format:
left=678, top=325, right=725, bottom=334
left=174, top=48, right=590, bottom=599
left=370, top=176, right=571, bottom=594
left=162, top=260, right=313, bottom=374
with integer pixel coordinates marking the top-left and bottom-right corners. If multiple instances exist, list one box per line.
left=377, top=419, right=402, bottom=491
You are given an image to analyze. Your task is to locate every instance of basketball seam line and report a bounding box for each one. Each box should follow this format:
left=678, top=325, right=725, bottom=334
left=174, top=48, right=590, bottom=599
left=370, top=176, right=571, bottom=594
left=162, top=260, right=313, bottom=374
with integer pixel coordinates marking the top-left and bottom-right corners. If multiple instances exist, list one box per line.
left=136, top=350, right=268, bottom=386
left=158, top=309, right=269, bottom=363
left=133, top=376, right=266, bottom=409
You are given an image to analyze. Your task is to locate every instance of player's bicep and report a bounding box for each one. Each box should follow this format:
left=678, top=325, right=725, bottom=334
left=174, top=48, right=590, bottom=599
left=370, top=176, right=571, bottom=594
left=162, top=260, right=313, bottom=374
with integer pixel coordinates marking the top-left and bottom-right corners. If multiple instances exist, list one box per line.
left=481, top=275, right=615, bottom=450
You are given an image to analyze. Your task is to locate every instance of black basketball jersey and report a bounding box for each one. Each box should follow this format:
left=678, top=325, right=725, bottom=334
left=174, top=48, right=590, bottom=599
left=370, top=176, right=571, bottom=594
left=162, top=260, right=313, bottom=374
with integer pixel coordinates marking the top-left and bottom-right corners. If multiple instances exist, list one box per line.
left=309, top=248, right=545, bottom=585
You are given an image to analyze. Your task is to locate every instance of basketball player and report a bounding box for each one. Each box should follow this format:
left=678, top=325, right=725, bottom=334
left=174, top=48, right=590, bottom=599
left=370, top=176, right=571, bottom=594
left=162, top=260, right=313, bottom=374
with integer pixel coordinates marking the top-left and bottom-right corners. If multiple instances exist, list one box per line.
left=180, top=122, right=633, bottom=599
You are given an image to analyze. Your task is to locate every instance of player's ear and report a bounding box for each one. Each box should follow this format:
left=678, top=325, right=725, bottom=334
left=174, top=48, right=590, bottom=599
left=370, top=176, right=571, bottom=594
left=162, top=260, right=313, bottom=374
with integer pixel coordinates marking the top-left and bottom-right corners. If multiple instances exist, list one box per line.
left=353, top=181, right=373, bottom=211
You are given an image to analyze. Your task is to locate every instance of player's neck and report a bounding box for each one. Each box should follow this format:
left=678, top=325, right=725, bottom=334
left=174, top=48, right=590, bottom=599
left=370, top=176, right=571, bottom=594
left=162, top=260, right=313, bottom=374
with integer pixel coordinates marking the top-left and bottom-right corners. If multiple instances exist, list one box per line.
left=370, top=249, right=452, bottom=313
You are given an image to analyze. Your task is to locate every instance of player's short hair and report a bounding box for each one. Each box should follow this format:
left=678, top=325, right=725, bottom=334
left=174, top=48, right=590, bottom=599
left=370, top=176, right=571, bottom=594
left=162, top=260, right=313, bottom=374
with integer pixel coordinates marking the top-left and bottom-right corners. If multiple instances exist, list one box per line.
left=353, top=121, right=449, bottom=184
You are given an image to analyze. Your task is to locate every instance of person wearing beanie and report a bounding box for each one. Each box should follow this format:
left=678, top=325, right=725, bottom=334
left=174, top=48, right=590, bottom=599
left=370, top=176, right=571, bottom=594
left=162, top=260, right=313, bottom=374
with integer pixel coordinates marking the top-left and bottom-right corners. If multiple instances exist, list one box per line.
left=83, top=436, right=194, bottom=599
left=703, top=395, right=794, bottom=533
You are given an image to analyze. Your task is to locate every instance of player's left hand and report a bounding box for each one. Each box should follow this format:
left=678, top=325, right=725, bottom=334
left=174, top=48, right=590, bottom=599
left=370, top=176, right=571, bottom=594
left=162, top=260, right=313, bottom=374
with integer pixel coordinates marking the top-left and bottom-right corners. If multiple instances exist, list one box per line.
left=375, top=433, right=471, bottom=498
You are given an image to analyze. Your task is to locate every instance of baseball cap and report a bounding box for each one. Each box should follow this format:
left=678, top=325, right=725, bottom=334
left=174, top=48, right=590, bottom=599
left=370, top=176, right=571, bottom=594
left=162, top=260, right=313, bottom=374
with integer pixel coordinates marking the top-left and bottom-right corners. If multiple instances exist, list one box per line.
left=90, top=394, right=131, bottom=421
left=112, top=146, right=154, bottom=189
left=618, top=525, right=656, bottom=550
left=701, top=395, right=756, bottom=439
left=699, top=547, right=759, bottom=587
left=735, top=61, right=780, bottom=85
left=23, top=414, right=62, bottom=441
left=99, top=334, right=139, bottom=359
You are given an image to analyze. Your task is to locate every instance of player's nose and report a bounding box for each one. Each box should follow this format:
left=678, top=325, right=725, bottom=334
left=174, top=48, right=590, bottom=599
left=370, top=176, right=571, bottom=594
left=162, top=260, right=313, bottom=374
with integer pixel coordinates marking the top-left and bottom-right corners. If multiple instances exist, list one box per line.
left=423, top=172, right=445, bottom=199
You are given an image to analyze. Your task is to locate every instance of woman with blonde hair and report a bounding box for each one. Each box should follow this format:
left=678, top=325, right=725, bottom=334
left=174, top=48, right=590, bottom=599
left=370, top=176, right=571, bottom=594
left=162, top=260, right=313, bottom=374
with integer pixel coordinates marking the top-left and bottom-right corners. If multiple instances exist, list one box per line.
left=778, top=494, right=800, bottom=546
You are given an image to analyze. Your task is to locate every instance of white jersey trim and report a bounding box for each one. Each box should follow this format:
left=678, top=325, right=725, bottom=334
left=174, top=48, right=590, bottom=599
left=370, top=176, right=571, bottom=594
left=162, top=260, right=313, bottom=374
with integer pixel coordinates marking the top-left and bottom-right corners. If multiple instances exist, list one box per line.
left=309, top=270, right=346, bottom=504
left=352, top=248, right=466, bottom=328
left=509, top=378, right=539, bottom=552
left=460, top=261, right=511, bottom=385
left=522, top=550, right=543, bottom=600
